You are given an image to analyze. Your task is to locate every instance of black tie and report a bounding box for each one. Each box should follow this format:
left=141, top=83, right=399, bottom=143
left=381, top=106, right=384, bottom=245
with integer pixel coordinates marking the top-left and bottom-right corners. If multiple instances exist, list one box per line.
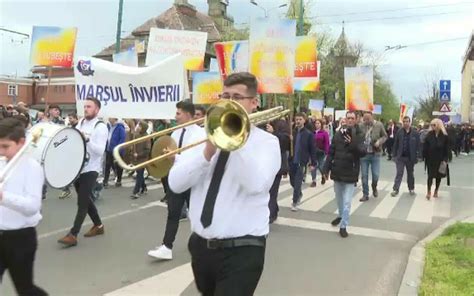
left=178, top=128, right=186, bottom=149
left=200, top=151, right=230, bottom=228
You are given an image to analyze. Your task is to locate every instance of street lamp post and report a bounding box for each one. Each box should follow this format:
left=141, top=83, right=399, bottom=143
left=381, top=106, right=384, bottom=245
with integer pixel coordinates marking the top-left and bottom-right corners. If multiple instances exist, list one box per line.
left=250, top=1, right=287, bottom=18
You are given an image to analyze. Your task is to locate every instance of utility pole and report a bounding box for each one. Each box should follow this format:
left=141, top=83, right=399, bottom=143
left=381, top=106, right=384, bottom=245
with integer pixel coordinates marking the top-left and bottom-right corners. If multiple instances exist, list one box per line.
left=115, top=0, right=124, bottom=53
left=297, top=0, right=304, bottom=36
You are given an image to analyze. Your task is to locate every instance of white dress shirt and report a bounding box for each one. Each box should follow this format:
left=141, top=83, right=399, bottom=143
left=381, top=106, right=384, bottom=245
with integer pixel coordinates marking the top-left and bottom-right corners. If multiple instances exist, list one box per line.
left=78, top=118, right=109, bottom=173
left=169, top=126, right=281, bottom=239
left=171, top=123, right=206, bottom=162
left=0, top=156, right=44, bottom=230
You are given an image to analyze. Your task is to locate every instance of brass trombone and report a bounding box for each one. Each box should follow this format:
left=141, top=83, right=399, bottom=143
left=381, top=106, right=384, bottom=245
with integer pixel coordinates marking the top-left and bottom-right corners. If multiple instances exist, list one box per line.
left=113, top=100, right=289, bottom=178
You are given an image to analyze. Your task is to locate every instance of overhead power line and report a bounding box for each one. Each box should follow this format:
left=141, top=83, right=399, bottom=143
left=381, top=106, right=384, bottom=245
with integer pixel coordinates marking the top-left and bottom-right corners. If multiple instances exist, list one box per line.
left=313, top=10, right=468, bottom=24
left=385, top=37, right=469, bottom=51
left=314, top=1, right=474, bottom=18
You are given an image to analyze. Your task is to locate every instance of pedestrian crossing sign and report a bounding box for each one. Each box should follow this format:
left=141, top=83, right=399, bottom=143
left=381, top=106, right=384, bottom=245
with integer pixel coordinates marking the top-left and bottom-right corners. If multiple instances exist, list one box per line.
left=439, top=103, right=451, bottom=112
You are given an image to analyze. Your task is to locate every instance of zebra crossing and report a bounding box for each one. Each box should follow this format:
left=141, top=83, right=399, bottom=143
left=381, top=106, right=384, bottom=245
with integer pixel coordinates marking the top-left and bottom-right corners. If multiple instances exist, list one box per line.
left=117, top=175, right=451, bottom=224
left=277, top=177, right=451, bottom=224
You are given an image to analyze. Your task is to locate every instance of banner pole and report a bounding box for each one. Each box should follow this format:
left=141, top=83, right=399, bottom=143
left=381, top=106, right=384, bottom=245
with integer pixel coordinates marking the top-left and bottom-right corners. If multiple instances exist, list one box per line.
left=45, top=66, right=53, bottom=109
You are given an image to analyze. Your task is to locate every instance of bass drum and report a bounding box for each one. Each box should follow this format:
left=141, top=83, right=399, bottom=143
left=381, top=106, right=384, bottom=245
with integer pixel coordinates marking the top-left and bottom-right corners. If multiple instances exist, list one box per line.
left=28, top=123, right=86, bottom=189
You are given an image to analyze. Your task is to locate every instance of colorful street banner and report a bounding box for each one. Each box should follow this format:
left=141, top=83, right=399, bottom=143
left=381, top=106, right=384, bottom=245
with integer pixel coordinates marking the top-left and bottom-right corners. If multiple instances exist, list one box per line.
left=214, top=40, right=249, bottom=80
left=308, top=99, right=324, bottom=111
left=134, top=40, right=146, bottom=53
left=344, top=66, right=374, bottom=111
left=192, top=72, right=222, bottom=105
left=399, top=103, right=407, bottom=122
left=113, top=47, right=138, bottom=67
left=145, top=28, right=207, bottom=70
left=373, top=104, right=382, bottom=115
left=30, top=26, right=77, bottom=67
left=295, top=36, right=318, bottom=77
left=209, top=58, right=219, bottom=72
left=323, top=107, right=334, bottom=117
left=335, top=110, right=348, bottom=121
left=74, top=54, right=185, bottom=119
left=294, top=61, right=320, bottom=91
left=249, top=19, right=296, bottom=94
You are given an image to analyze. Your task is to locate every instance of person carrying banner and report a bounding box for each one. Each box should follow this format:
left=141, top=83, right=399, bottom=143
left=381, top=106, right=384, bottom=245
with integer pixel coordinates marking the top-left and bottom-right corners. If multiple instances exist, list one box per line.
left=57, top=97, right=108, bottom=247
left=148, top=100, right=205, bottom=260
left=168, top=72, right=280, bottom=295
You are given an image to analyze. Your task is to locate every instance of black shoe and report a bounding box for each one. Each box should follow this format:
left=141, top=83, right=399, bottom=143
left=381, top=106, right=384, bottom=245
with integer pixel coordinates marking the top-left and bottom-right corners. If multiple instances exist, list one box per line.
left=103, top=183, right=109, bottom=189
left=372, top=186, right=378, bottom=198
left=269, top=216, right=277, bottom=224
left=115, top=182, right=122, bottom=187
left=331, top=217, right=342, bottom=226
left=160, top=195, right=168, bottom=203
left=359, top=196, right=369, bottom=202
left=339, top=228, right=348, bottom=238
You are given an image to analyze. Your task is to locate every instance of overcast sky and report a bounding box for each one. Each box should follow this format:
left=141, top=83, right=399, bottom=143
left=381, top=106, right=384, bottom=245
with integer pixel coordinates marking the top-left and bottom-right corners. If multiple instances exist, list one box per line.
left=0, top=0, right=473, bottom=108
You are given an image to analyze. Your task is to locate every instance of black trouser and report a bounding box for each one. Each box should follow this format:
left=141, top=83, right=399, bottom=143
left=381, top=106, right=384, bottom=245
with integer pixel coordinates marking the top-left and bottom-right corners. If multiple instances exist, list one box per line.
left=70, top=171, right=102, bottom=236
left=188, top=233, right=265, bottom=296
left=161, top=176, right=170, bottom=195
left=427, top=177, right=442, bottom=192
left=103, top=151, right=123, bottom=184
left=0, top=228, right=48, bottom=296
left=386, top=138, right=395, bottom=157
left=269, top=173, right=282, bottom=219
left=162, top=190, right=190, bottom=249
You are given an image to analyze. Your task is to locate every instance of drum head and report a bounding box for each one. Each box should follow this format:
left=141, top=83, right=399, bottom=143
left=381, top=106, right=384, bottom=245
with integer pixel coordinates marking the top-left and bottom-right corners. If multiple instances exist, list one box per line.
left=43, top=127, right=86, bottom=188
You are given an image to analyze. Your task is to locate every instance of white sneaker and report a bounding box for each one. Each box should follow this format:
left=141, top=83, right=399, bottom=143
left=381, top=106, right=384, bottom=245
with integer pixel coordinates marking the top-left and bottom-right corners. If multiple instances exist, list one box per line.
left=291, top=204, right=298, bottom=212
left=147, top=245, right=172, bottom=260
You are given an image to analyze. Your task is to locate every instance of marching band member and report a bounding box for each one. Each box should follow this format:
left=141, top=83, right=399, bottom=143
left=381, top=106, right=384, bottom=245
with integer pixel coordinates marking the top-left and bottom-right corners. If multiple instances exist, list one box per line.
left=148, top=100, right=205, bottom=260
left=57, top=97, right=108, bottom=247
left=0, top=118, right=48, bottom=295
left=168, top=72, right=280, bottom=295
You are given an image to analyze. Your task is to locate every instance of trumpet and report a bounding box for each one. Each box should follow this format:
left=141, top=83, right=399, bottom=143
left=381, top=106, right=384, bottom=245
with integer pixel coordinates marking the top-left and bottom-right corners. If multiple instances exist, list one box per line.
left=113, top=100, right=289, bottom=178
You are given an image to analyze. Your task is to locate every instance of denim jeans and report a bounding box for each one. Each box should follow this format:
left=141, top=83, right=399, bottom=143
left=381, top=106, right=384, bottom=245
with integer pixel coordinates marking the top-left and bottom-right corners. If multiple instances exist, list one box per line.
left=289, top=162, right=304, bottom=205
left=133, top=168, right=146, bottom=194
left=360, top=154, right=381, bottom=197
left=310, top=154, right=326, bottom=181
left=334, top=181, right=356, bottom=228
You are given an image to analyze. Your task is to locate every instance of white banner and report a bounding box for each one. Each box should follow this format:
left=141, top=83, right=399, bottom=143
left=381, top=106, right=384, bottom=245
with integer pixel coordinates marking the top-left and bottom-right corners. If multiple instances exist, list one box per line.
left=74, top=54, right=185, bottom=119
left=146, top=28, right=207, bottom=70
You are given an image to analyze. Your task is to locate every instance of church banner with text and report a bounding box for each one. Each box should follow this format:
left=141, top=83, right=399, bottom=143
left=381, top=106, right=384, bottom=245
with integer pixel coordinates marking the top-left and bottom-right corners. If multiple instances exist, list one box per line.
left=30, top=26, right=77, bottom=67
left=74, top=54, right=185, bottom=119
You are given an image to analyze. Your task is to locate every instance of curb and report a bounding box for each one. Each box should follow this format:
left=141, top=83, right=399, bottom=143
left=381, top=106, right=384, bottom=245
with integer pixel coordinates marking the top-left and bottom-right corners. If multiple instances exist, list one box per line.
left=397, top=214, right=474, bottom=296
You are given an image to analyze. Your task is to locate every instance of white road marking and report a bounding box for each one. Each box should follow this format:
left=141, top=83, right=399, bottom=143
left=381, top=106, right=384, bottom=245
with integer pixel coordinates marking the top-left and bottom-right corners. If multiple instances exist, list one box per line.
left=274, top=217, right=417, bottom=242
left=104, top=263, right=194, bottom=296
left=406, top=194, right=434, bottom=223
left=432, top=191, right=451, bottom=218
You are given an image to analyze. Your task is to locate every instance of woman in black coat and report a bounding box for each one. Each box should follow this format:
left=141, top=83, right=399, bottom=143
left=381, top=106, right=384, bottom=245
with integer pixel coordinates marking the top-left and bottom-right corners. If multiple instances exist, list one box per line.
left=423, top=118, right=449, bottom=200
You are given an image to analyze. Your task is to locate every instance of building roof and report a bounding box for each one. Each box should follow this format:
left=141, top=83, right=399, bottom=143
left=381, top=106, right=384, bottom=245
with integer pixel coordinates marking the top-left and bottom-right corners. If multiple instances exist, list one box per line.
left=95, top=4, right=222, bottom=58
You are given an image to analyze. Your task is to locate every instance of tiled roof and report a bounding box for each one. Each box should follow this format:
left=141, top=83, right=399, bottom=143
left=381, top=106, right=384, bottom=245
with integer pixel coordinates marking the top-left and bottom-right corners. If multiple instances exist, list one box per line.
left=95, top=4, right=222, bottom=58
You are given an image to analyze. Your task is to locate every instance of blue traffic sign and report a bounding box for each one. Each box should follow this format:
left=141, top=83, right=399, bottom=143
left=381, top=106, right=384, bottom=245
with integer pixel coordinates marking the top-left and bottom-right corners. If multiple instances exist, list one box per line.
left=440, top=80, right=451, bottom=91
left=440, top=90, right=451, bottom=101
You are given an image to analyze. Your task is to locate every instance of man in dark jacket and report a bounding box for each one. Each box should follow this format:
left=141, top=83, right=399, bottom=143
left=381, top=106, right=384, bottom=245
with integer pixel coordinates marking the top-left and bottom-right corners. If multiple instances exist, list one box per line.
left=390, top=116, right=420, bottom=196
left=103, top=118, right=126, bottom=187
left=289, top=113, right=317, bottom=212
left=323, top=111, right=366, bottom=238
left=385, top=119, right=398, bottom=160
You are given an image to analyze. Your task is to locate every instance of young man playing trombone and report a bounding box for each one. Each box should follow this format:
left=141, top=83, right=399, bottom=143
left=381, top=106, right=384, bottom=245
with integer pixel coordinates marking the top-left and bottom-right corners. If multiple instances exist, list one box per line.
left=148, top=100, right=205, bottom=260
left=168, top=72, right=281, bottom=295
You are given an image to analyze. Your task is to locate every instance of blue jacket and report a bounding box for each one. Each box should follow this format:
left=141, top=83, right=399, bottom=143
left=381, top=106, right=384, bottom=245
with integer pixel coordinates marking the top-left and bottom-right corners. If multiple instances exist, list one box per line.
left=106, top=122, right=126, bottom=154
left=392, top=127, right=420, bottom=163
left=289, top=127, right=317, bottom=166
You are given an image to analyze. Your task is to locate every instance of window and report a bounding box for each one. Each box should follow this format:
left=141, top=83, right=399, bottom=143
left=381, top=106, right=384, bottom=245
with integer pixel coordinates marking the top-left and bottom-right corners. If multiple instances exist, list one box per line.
left=7, top=84, right=18, bottom=96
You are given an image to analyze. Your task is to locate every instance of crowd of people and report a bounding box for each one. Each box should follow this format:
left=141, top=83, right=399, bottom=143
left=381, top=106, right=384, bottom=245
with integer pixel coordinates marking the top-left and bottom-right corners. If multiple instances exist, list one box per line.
left=1, top=71, right=474, bottom=295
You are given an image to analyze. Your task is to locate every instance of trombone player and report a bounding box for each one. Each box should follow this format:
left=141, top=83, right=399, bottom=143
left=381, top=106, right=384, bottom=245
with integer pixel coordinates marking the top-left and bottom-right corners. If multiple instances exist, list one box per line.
left=148, top=100, right=205, bottom=260
left=168, top=72, right=281, bottom=295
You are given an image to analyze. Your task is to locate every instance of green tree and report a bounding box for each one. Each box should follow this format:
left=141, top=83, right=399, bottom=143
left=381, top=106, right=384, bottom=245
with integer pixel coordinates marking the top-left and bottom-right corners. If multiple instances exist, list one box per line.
left=415, top=81, right=440, bottom=122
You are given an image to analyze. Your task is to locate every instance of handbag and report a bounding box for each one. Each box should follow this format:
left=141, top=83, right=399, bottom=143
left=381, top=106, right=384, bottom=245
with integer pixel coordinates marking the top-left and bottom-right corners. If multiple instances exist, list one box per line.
left=438, top=161, right=447, bottom=176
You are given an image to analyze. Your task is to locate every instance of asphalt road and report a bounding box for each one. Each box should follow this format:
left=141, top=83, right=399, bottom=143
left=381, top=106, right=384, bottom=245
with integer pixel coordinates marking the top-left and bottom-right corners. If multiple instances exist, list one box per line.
left=1, top=154, right=473, bottom=296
